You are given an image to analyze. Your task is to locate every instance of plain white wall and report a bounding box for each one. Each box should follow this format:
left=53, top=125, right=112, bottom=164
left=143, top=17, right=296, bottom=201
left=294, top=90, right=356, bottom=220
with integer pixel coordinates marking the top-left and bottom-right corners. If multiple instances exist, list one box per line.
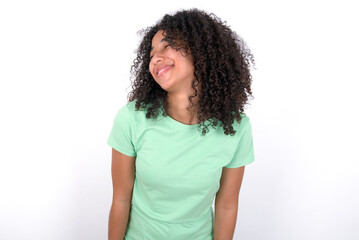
left=0, top=0, right=358, bottom=239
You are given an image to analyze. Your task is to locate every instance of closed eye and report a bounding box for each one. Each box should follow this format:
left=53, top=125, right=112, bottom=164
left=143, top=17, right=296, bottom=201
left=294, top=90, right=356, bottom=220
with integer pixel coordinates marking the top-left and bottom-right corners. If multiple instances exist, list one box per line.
left=150, top=44, right=170, bottom=60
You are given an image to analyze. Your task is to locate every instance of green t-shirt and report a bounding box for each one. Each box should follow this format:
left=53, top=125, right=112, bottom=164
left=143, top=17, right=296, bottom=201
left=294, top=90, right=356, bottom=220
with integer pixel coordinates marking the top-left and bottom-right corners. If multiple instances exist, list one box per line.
left=107, top=100, right=255, bottom=240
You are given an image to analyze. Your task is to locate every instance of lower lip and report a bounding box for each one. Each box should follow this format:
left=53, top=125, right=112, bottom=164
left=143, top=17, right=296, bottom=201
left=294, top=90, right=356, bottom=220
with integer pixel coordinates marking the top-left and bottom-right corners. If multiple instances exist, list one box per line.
left=157, top=66, right=173, bottom=78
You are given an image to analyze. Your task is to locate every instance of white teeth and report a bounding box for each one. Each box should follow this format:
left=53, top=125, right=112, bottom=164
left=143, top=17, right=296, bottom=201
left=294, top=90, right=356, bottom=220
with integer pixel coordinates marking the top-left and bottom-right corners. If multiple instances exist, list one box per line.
left=158, top=66, right=172, bottom=76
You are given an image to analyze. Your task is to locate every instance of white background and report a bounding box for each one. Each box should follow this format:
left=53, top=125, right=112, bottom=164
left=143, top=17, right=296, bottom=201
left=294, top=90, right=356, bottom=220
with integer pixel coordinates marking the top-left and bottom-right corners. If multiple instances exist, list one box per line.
left=0, top=0, right=358, bottom=239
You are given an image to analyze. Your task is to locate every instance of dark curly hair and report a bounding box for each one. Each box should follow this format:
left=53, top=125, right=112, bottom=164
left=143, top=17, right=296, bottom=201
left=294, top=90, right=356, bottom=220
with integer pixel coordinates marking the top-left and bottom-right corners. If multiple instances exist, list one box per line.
left=127, top=8, right=255, bottom=136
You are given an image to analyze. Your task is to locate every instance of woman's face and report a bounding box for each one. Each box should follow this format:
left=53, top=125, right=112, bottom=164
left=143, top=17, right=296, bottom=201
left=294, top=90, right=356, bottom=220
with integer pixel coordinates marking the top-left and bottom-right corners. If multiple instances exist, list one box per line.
left=149, top=30, right=194, bottom=92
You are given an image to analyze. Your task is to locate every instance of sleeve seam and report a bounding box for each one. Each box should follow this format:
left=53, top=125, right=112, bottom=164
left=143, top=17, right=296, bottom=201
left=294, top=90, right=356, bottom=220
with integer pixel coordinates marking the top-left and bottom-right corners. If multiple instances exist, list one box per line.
left=224, top=157, right=255, bottom=168
left=125, top=102, right=137, bottom=153
left=108, top=139, right=137, bottom=157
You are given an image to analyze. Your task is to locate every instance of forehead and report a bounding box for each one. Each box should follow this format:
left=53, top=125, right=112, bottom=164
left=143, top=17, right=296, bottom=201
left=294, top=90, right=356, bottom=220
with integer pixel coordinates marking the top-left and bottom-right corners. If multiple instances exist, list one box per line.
left=151, top=30, right=166, bottom=45
left=150, top=30, right=166, bottom=54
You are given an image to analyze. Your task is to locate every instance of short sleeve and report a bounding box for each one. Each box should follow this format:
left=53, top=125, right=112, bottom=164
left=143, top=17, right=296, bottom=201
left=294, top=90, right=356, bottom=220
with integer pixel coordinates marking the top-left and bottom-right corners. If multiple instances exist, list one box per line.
left=224, top=115, right=255, bottom=168
left=107, top=104, right=137, bottom=157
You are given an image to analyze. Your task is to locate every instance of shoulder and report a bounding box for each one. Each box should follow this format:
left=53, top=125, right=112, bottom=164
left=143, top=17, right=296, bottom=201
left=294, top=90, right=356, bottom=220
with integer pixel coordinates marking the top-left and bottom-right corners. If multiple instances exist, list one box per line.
left=233, top=112, right=251, bottom=129
left=111, top=101, right=141, bottom=129
left=124, top=100, right=137, bottom=112
left=124, top=99, right=150, bottom=114
left=124, top=100, right=148, bottom=120
left=121, top=100, right=157, bottom=128
left=115, top=100, right=142, bottom=119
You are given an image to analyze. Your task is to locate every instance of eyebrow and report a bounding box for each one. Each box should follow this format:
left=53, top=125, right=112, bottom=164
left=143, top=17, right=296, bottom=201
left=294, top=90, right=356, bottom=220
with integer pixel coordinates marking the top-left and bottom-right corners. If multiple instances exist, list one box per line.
left=150, top=38, right=166, bottom=54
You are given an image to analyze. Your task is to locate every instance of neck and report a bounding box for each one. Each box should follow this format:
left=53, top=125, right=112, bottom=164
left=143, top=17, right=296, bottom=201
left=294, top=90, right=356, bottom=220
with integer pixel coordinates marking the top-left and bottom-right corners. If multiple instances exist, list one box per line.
left=166, top=92, right=199, bottom=125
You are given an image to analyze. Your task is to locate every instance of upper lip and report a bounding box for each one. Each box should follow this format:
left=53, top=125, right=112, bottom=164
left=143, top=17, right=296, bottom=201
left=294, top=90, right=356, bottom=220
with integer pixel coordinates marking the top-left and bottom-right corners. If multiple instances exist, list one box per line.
left=155, top=64, right=173, bottom=77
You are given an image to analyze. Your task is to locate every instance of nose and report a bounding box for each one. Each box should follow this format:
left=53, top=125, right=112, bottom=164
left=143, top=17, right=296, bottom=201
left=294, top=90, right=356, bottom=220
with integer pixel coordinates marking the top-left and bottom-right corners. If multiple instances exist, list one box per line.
left=151, top=52, right=164, bottom=64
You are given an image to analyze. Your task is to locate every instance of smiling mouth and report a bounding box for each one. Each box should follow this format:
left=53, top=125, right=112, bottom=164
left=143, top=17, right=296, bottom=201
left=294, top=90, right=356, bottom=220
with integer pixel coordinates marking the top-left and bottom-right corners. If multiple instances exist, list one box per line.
left=157, top=65, right=173, bottom=78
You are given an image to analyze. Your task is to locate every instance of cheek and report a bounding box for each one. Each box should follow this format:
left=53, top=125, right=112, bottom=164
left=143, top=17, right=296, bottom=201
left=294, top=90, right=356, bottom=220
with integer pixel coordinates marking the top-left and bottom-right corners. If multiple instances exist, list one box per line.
left=184, top=60, right=194, bottom=74
left=149, top=62, right=154, bottom=75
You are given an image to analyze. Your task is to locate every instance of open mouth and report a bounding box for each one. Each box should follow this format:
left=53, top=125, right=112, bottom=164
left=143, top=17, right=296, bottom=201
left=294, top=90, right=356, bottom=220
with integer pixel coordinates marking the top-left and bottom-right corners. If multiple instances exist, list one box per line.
left=157, top=65, right=173, bottom=78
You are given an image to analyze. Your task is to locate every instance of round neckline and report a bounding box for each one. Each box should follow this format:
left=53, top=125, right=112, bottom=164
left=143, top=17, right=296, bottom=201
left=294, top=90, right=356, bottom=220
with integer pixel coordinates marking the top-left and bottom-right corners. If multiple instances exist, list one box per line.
left=167, top=113, right=206, bottom=128
left=161, top=107, right=212, bottom=129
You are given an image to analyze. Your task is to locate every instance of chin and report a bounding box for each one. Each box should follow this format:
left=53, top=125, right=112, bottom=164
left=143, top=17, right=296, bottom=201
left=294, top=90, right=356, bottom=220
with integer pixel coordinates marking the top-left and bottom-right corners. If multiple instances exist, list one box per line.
left=156, top=77, right=174, bottom=91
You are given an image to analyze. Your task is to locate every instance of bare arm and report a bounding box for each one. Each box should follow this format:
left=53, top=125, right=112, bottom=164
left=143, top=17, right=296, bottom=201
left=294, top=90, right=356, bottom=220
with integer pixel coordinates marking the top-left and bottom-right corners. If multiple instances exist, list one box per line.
left=214, top=166, right=245, bottom=240
left=108, top=148, right=136, bottom=240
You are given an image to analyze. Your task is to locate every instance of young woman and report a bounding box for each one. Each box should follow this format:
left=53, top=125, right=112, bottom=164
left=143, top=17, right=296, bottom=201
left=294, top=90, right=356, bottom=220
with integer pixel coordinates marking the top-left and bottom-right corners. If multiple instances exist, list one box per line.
left=107, top=8, right=256, bottom=240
